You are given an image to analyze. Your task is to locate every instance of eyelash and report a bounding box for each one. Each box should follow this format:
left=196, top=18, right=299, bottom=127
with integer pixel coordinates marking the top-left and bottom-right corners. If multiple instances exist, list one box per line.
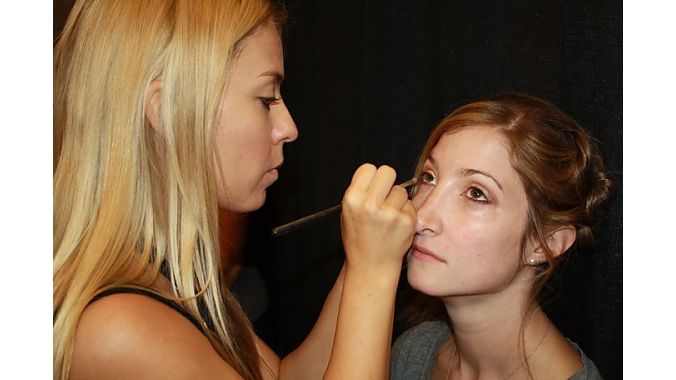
left=260, top=96, right=281, bottom=110
left=418, top=170, right=490, bottom=204
left=419, top=170, right=436, bottom=185
left=465, top=186, right=489, bottom=203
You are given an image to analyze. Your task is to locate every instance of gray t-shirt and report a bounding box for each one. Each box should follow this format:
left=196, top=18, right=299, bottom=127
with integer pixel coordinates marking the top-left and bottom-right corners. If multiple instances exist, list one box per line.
left=390, top=321, right=603, bottom=380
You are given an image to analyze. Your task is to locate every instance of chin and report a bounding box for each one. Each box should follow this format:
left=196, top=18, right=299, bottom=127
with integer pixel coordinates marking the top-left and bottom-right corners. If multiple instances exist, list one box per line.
left=219, top=192, right=267, bottom=213
left=251, top=193, right=267, bottom=211
left=243, top=194, right=267, bottom=213
left=406, top=264, right=447, bottom=297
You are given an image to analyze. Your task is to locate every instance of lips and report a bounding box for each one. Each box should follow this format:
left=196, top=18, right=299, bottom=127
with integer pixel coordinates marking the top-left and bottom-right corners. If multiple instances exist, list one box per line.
left=271, top=160, right=283, bottom=171
left=265, top=161, right=283, bottom=184
left=411, top=242, right=446, bottom=263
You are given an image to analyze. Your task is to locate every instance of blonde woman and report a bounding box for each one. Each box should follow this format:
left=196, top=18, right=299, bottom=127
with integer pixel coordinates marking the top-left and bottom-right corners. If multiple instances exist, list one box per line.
left=53, top=1, right=415, bottom=379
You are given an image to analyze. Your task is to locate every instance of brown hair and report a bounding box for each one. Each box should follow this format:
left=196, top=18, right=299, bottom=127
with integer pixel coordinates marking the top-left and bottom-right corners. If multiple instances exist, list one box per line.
left=415, top=93, right=612, bottom=295
left=400, top=92, right=614, bottom=375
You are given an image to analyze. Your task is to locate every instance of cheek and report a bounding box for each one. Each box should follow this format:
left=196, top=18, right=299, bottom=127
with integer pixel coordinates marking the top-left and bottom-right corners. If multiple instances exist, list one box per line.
left=216, top=115, right=271, bottom=165
left=212, top=127, right=269, bottom=207
left=440, top=223, right=524, bottom=288
left=462, top=219, right=524, bottom=261
left=235, top=116, right=272, bottom=159
left=216, top=98, right=272, bottom=151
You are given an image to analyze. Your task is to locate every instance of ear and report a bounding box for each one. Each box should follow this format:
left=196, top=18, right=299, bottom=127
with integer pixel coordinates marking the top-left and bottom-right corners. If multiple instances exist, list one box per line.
left=526, top=225, right=577, bottom=265
left=144, top=80, right=163, bottom=132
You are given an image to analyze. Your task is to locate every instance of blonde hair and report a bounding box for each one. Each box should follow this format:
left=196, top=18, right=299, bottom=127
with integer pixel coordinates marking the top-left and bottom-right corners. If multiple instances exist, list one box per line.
left=53, top=1, right=285, bottom=379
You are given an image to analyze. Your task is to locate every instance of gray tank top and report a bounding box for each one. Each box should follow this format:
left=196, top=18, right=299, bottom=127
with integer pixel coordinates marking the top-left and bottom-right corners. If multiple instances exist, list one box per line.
left=390, top=321, right=604, bottom=380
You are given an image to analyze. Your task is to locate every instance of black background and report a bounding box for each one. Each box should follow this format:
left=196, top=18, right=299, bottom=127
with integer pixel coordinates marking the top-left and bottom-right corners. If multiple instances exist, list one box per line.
left=54, top=1, right=622, bottom=378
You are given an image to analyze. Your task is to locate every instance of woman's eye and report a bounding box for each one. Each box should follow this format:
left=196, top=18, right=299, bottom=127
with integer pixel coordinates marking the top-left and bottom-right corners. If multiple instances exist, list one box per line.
left=419, top=171, right=436, bottom=185
left=466, top=186, right=488, bottom=202
left=259, top=96, right=281, bottom=109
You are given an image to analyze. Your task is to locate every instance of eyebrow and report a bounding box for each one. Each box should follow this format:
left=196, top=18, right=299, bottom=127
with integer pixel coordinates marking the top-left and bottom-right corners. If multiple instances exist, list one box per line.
left=461, top=168, right=503, bottom=192
left=258, top=70, right=285, bottom=84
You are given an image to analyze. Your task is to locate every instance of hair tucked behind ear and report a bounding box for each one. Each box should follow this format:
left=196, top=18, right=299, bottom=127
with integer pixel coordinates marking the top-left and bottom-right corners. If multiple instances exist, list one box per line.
left=487, top=93, right=614, bottom=264
left=399, top=92, right=615, bottom=360
left=53, top=1, right=286, bottom=379
left=412, top=93, right=614, bottom=261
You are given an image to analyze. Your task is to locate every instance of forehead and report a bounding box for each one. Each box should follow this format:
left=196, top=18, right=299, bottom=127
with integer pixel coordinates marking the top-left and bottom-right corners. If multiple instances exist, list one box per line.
left=429, top=126, right=523, bottom=185
left=430, top=126, right=511, bottom=163
left=233, top=22, right=284, bottom=77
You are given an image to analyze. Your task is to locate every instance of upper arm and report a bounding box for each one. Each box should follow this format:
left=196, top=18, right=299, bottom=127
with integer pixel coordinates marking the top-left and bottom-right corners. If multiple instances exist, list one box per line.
left=70, top=293, right=244, bottom=380
left=254, top=335, right=280, bottom=380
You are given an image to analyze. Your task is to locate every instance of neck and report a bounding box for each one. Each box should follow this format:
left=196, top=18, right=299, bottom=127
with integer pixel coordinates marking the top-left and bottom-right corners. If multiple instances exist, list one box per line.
left=442, top=284, right=549, bottom=378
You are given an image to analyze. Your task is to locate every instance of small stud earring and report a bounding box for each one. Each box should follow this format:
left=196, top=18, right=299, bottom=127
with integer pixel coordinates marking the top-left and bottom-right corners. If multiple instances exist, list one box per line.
left=527, top=257, right=539, bottom=265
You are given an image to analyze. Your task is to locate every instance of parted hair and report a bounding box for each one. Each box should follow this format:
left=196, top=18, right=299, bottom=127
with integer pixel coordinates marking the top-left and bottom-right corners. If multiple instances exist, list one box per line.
left=53, top=1, right=285, bottom=379
left=413, top=93, right=613, bottom=297
left=402, top=93, right=614, bottom=367
left=400, top=93, right=613, bottom=378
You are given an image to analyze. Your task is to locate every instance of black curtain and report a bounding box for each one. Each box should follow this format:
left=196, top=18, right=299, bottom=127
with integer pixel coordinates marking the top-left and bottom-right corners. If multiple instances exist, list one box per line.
left=54, top=1, right=622, bottom=378
left=248, top=1, right=622, bottom=379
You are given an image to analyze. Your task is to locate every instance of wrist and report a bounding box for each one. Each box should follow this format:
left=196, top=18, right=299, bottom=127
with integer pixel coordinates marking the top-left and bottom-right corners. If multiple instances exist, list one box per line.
left=343, top=260, right=402, bottom=288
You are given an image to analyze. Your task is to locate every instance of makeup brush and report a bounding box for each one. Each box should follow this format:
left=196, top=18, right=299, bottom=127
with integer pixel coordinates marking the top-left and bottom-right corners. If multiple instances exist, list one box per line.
left=271, top=178, right=416, bottom=237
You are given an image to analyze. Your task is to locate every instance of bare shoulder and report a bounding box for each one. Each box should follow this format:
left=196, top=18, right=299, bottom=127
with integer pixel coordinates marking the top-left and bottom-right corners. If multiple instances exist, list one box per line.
left=70, top=292, right=243, bottom=380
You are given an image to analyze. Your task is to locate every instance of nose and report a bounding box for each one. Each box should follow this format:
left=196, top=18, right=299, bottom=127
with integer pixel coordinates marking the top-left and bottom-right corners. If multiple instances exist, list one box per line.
left=272, top=100, right=298, bottom=144
left=414, top=187, right=442, bottom=236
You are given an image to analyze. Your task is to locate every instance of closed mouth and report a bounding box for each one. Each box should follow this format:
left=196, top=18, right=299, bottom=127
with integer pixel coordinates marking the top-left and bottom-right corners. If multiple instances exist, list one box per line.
left=271, top=161, right=283, bottom=171
left=411, top=243, right=446, bottom=262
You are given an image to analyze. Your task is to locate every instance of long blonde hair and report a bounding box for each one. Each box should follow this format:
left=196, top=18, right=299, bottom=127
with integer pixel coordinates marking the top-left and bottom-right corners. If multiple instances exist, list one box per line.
left=53, top=1, right=285, bottom=379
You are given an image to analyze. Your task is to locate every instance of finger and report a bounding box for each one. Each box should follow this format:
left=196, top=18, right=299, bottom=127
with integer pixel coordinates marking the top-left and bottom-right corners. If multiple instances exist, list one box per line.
left=348, top=163, right=377, bottom=192
left=399, top=200, right=417, bottom=237
left=365, top=165, right=397, bottom=205
left=402, top=200, right=417, bottom=220
left=382, top=185, right=410, bottom=210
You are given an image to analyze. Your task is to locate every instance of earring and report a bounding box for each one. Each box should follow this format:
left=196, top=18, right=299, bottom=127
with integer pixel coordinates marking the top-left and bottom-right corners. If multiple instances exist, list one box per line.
left=527, top=257, right=541, bottom=265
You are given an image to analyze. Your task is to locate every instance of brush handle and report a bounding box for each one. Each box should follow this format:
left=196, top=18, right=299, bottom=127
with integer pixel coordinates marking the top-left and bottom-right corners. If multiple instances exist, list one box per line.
left=271, top=178, right=416, bottom=237
left=271, top=204, right=342, bottom=237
